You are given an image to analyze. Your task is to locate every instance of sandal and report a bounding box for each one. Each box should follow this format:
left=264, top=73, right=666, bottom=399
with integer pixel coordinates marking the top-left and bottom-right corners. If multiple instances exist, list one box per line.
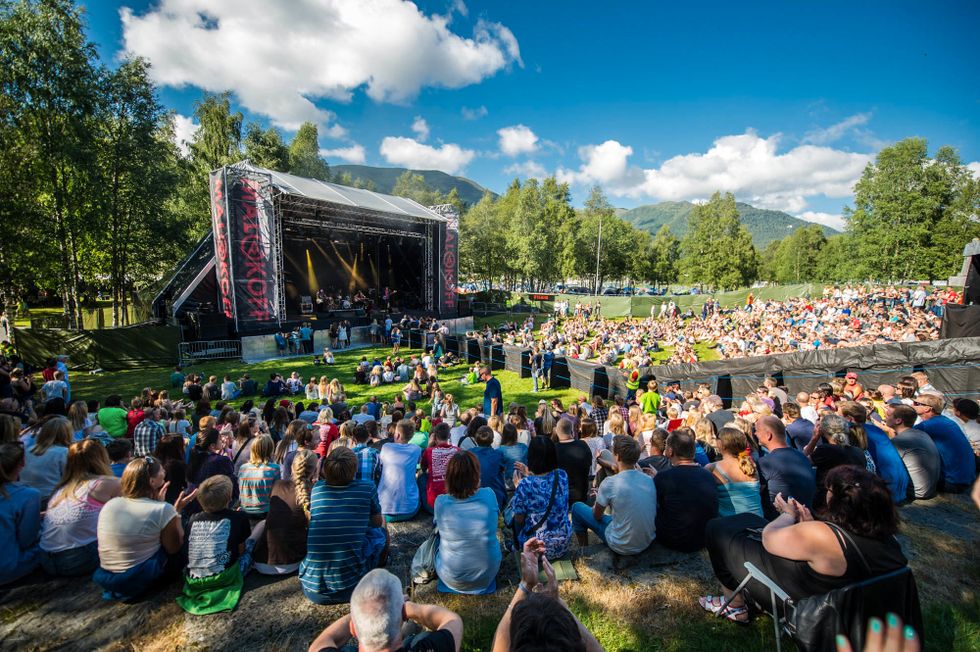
left=698, top=595, right=727, bottom=614
left=719, top=604, right=750, bottom=625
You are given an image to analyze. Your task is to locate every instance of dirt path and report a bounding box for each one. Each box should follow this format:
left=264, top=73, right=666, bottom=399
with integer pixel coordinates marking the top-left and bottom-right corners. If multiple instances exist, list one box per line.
left=1, top=495, right=976, bottom=651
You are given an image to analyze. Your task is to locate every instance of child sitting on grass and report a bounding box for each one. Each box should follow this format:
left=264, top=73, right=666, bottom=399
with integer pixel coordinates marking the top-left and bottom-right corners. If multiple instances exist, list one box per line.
left=176, top=475, right=265, bottom=615
left=106, top=439, right=133, bottom=478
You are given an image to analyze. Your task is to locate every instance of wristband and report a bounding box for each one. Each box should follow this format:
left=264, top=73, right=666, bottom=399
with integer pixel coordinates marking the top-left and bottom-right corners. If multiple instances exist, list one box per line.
left=518, top=582, right=532, bottom=595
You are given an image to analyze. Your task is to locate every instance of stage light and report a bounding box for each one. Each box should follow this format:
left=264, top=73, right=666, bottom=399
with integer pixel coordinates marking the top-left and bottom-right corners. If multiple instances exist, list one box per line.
left=306, top=249, right=319, bottom=293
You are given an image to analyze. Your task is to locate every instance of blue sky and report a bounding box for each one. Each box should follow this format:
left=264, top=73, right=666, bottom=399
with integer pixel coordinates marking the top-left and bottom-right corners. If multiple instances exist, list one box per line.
left=82, top=0, right=979, bottom=227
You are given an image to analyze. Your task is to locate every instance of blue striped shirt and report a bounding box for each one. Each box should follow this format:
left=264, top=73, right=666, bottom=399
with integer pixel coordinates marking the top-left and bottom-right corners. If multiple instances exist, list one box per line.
left=299, top=480, right=380, bottom=595
left=352, top=444, right=380, bottom=484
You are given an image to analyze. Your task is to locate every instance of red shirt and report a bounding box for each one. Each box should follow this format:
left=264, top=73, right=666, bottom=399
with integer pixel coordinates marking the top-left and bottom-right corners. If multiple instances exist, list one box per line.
left=421, top=442, right=458, bottom=508
left=126, top=409, right=147, bottom=437
left=41, top=367, right=57, bottom=382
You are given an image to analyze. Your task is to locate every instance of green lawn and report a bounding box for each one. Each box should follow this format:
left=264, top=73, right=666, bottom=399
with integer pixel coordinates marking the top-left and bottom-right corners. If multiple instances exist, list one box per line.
left=70, top=344, right=583, bottom=412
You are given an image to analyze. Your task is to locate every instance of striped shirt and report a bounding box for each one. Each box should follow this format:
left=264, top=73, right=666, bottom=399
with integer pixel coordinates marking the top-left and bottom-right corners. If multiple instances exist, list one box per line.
left=352, top=444, right=380, bottom=484
left=238, top=462, right=281, bottom=514
left=299, top=480, right=380, bottom=595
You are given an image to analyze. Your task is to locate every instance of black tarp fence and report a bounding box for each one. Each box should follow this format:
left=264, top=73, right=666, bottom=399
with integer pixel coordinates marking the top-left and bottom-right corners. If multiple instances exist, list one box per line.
left=13, top=325, right=180, bottom=371
left=503, top=345, right=530, bottom=378
left=593, top=337, right=980, bottom=402
left=940, top=305, right=980, bottom=339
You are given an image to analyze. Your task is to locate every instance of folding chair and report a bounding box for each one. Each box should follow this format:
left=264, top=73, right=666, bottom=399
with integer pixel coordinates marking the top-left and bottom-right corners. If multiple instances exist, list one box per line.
left=718, top=562, right=922, bottom=652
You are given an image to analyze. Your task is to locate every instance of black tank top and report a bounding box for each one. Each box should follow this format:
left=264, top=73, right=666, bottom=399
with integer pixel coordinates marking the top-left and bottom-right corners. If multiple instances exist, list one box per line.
left=793, top=522, right=907, bottom=596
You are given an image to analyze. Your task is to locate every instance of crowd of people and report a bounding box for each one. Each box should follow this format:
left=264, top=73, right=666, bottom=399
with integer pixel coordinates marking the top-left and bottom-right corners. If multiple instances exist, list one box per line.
left=483, top=285, right=951, bottom=366
left=1, top=330, right=978, bottom=649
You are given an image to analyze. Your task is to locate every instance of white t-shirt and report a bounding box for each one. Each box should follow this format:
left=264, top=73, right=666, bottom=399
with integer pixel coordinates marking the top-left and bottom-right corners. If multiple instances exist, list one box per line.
left=597, top=469, right=657, bottom=555
left=378, top=443, right=422, bottom=515
left=449, top=425, right=467, bottom=447
left=97, top=497, right=177, bottom=572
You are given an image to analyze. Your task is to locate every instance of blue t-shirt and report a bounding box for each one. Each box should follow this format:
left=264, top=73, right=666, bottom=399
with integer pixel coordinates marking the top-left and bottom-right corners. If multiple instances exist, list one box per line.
left=786, top=418, right=815, bottom=450
left=0, top=483, right=40, bottom=585
left=917, top=415, right=977, bottom=487
left=472, top=446, right=506, bottom=510
left=483, top=376, right=502, bottom=416
left=863, top=422, right=910, bottom=503
left=757, top=446, right=816, bottom=520
left=300, top=480, right=381, bottom=596
left=110, top=462, right=127, bottom=478
left=499, top=443, right=528, bottom=488
left=300, top=326, right=312, bottom=341
left=433, top=488, right=502, bottom=594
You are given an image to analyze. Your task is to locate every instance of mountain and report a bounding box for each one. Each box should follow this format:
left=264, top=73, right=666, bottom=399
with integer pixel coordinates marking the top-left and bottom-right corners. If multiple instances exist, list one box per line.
left=620, top=201, right=839, bottom=248
left=331, top=164, right=494, bottom=207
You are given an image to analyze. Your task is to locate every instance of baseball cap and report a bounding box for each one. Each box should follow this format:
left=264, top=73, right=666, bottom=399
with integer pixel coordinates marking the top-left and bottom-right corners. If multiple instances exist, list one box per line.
left=538, top=399, right=547, bottom=405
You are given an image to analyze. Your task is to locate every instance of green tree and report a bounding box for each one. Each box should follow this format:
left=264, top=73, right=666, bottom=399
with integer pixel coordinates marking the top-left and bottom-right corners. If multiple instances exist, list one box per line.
left=391, top=171, right=443, bottom=206
left=459, top=191, right=506, bottom=292
left=846, top=138, right=980, bottom=281
left=814, top=235, right=859, bottom=282
left=679, top=192, right=759, bottom=290
left=188, top=92, right=242, bottom=173
left=243, top=123, right=289, bottom=171
left=287, top=122, right=330, bottom=181
left=649, top=224, right=680, bottom=286
left=0, top=0, right=102, bottom=326
left=769, top=224, right=827, bottom=283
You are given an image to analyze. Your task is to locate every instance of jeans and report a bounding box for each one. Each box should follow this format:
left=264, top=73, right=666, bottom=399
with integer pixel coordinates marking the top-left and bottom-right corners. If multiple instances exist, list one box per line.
left=532, top=369, right=540, bottom=392
left=571, top=501, right=610, bottom=543
left=39, top=541, right=99, bottom=577
left=93, top=547, right=172, bottom=601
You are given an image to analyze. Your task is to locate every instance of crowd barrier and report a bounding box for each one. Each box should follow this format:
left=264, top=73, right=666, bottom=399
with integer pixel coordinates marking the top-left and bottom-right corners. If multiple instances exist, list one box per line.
left=458, top=337, right=980, bottom=406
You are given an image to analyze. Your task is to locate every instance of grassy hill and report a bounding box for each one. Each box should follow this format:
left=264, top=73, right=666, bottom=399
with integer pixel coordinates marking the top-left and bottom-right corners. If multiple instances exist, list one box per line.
left=621, top=200, right=838, bottom=248
left=332, top=164, right=493, bottom=207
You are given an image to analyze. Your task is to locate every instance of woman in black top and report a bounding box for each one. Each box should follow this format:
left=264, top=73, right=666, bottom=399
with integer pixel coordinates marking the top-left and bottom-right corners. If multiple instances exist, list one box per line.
left=803, top=413, right=868, bottom=509
left=702, top=466, right=907, bottom=623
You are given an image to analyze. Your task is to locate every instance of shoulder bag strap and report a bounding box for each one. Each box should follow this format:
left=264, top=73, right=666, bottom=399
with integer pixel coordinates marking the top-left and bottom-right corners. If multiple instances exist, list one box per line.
left=826, top=522, right=872, bottom=575
left=232, top=437, right=253, bottom=466
left=527, top=471, right=560, bottom=535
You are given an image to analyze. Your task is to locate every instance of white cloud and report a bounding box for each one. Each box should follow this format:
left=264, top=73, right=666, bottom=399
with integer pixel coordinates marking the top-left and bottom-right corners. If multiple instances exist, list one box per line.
left=557, top=130, right=872, bottom=216
left=557, top=140, right=635, bottom=186
left=451, top=0, right=468, bottom=17
left=411, top=116, right=430, bottom=141
left=120, top=1, right=521, bottom=132
left=379, top=136, right=475, bottom=174
left=968, top=161, right=980, bottom=178
left=803, top=112, right=872, bottom=145
left=461, top=105, right=488, bottom=120
left=172, top=113, right=199, bottom=157
left=319, top=144, right=366, bottom=164
left=504, top=160, right=547, bottom=179
left=799, top=211, right=846, bottom=231
left=497, top=124, right=539, bottom=157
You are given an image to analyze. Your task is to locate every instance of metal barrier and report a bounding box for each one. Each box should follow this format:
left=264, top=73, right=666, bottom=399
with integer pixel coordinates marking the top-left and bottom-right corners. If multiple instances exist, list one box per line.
left=178, top=339, right=243, bottom=367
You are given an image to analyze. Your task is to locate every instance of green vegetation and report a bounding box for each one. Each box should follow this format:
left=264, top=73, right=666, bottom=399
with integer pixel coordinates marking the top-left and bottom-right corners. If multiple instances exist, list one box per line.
left=621, top=199, right=839, bottom=249
left=332, top=164, right=492, bottom=206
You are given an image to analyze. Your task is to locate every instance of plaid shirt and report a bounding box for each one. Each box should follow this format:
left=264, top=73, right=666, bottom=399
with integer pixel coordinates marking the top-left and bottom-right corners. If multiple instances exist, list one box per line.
left=352, top=444, right=380, bottom=484
left=133, top=419, right=165, bottom=456
left=591, top=407, right=608, bottom=435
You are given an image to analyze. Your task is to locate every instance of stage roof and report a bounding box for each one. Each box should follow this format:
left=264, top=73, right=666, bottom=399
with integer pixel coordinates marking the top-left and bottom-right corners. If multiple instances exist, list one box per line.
left=228, top=161, right=447, bottom=222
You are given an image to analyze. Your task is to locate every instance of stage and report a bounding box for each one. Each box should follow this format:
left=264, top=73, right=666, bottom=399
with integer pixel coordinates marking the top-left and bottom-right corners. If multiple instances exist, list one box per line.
left=153, top=162, right=460, bottom=340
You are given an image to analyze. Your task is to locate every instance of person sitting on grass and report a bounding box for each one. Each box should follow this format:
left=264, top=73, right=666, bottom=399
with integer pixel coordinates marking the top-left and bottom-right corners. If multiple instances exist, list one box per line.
left=106, top=437, right=133, bottom=478
left=39, top=439, right=120, bottom=576
left=94, top=456, right=197, bottom=601
left=420, top=423, right=456, bottom=513
left=300, top=448, right=389, bottom=605
left=491, top=537, right=603, bottom=652
left=238, top=434, right=280, bottom=520
left=185, top=429, right=237, bottom=517
left=509, top=436, right=572, bottom=560
left=308, top=568, right=463, bottom=652
left=701, top=466, right=907, bottom=624
left=653, top=429, right=719, bottom=552
left=706, top=427, right=764, bottom=518
left=254, top=449, right=317, bottom=576
left=378, top=419, right=422, bottom=522
left=471, top=425, right=507, bottom=512
left=571, top=435, right=656, bottom=555
left=433, top=450, right=501, bottom=595
left=177, top=475, right=265, bottom=615
left=0, top=442, right=41, bottom=586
